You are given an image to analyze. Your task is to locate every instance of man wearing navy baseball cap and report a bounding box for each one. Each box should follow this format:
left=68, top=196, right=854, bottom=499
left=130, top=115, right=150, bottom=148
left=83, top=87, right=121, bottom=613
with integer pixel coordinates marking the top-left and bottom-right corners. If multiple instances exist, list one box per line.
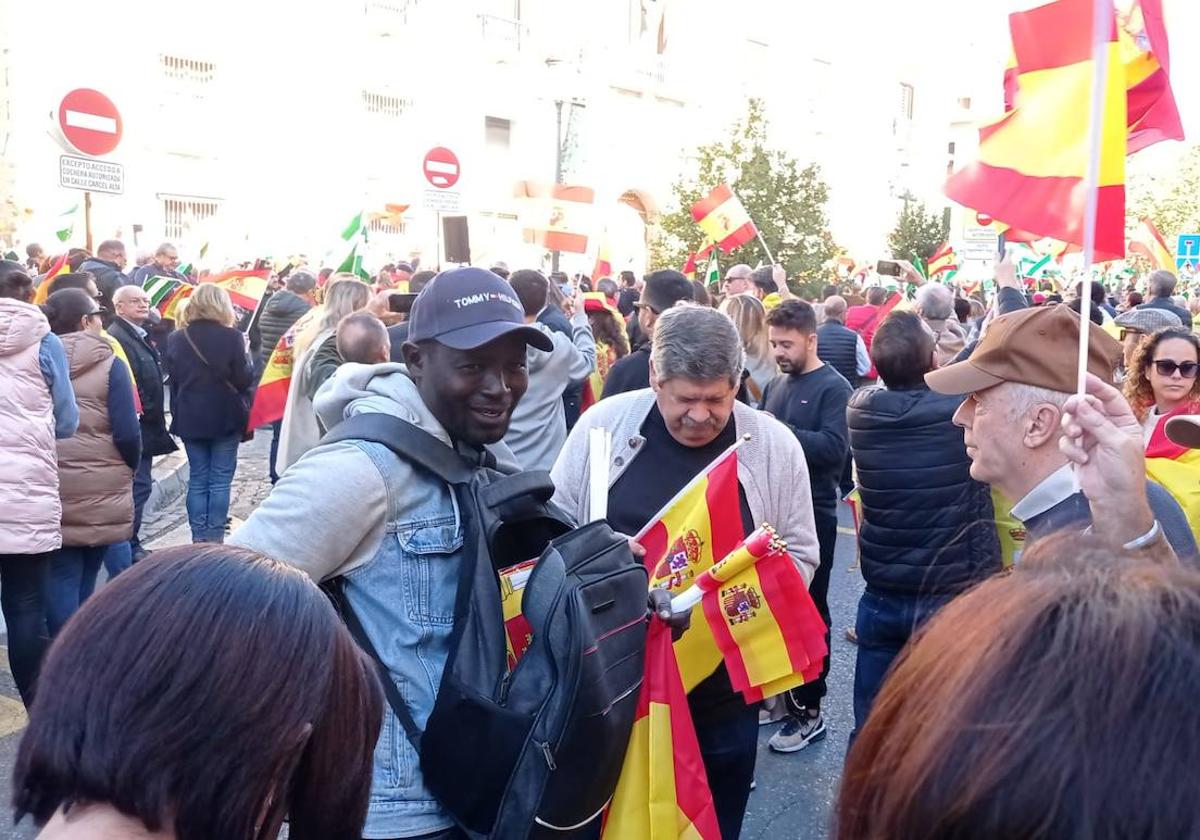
left=232, top=267, right=558, bottom=837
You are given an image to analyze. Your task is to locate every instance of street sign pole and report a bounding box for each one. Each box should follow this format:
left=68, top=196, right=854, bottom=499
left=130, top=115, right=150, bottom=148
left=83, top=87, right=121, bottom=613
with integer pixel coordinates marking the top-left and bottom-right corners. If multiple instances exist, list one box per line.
left=436, top=211, right=442, bottom=270
left=84, top=191, right=93, bottom=253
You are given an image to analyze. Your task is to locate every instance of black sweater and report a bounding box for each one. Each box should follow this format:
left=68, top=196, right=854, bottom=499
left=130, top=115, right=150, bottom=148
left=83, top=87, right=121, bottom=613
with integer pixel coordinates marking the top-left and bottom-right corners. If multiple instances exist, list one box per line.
left=761, top=364, right=851, bottom=517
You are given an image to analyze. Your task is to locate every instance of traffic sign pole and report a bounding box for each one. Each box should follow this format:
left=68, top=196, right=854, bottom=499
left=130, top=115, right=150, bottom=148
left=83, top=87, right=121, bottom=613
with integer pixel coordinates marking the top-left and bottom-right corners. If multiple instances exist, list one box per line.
left=84, top=191, right=93, bottom=253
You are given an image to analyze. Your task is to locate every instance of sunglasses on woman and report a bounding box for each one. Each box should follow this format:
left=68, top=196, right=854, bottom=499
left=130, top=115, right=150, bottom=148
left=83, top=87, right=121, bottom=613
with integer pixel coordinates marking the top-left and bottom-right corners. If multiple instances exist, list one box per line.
left=1153, top=359, right=1199, bottom=378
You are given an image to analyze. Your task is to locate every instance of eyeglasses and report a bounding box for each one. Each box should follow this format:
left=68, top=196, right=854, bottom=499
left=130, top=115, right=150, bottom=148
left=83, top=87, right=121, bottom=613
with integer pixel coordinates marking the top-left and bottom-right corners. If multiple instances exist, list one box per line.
left=1152, top=359, right=1199, bottom=378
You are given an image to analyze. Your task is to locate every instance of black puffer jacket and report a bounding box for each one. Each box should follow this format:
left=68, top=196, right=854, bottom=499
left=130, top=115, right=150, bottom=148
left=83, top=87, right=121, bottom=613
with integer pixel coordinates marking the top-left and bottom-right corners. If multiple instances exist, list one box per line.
left=848, top=384, right=1001, bottom=596
left=256, top=289, right=311, bottom=367
left=79, top=258, right=133, bottom=321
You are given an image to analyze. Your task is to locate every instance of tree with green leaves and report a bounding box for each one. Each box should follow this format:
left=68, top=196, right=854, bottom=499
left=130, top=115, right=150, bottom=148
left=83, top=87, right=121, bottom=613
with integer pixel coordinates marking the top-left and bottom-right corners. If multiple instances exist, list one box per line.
left=887, top=199, right=949, bottom=271
left=1128, top=144, right=1200, bottom=248
left=654, top=99, right=836, bottom=293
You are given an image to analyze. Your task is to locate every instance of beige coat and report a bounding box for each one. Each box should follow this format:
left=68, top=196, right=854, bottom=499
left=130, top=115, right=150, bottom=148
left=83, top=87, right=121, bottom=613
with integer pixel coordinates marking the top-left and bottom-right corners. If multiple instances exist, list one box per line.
left=57, top=332, right=134, bottom=547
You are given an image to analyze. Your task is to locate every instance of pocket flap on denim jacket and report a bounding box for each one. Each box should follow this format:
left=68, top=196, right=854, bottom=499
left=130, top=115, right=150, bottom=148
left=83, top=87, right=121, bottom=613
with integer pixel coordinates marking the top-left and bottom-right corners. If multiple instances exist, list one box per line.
left=398, top=518, right=463, bottom=555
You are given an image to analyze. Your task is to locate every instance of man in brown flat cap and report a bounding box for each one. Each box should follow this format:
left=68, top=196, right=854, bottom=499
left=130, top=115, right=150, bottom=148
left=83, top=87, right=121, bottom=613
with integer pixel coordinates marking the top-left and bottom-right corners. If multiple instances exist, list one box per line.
left=926, top=304, right=1198, bottom=562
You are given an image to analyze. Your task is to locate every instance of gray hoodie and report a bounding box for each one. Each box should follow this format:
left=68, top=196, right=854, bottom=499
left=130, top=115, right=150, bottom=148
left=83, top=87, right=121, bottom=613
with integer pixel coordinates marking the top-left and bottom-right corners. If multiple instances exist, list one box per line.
left=233, top=362, right=517, bottom=581
left=504, top=311, right=596, bottom=472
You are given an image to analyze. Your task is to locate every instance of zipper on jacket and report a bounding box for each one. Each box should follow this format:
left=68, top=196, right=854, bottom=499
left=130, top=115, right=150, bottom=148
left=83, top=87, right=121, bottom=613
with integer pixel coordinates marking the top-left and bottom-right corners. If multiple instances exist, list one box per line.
left=540, top=740, right=557, bottom=770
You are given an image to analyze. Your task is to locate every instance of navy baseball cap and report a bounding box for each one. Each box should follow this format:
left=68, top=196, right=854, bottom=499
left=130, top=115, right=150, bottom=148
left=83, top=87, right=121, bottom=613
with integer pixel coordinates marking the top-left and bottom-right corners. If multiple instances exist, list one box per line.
left=407, top=267, right=554, bottom=352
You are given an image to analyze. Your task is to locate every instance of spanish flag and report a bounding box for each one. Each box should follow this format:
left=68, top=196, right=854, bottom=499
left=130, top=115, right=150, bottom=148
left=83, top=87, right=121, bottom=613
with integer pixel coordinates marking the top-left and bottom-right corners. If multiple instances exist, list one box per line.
left=1129, top=216, right=1174, bottom=270
left=204, top=269, right=270, bottom=312
left=591, top=239, right=614, bottom=283
left=1145, top=404, right=1200, bottom=534
left=945, top=0, right=1127, bottom=262
left=691, top=185, right=757, bottom=255
left=601, top=619, right=721, bottom=840
left=33, top=254, right=70, bottom=304
left=693, top=527, right=827, bottom=703
left=927, top=242, right=959, bottom=277
left=637, top=440, right=747, bottom=691
left=246, top=306, right=321, bottom=431
left=1118, top=0, right=1184, bottom=154
left=514, top=181, right=596, bottom=254
left=681, top=252, right=698, bottom=281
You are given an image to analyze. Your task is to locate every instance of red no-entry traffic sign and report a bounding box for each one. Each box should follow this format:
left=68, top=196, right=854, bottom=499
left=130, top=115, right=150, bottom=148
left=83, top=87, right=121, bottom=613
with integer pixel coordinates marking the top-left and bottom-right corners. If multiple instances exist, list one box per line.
left=423, top=147, right=460, bottom=189
left=58, top=89, right=123, bottom=157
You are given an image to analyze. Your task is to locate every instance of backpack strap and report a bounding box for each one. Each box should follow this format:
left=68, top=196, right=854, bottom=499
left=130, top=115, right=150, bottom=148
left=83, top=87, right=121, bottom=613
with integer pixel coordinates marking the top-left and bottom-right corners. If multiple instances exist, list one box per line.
left=321, top=412, right=475, bottom=485
left=325, top=577, right=424, bottom=752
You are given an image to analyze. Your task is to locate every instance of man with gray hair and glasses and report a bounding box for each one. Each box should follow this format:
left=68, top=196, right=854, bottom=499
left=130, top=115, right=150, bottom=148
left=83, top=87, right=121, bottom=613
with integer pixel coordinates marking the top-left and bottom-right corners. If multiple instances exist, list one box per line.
left=551, top=303, right=819, bottom=840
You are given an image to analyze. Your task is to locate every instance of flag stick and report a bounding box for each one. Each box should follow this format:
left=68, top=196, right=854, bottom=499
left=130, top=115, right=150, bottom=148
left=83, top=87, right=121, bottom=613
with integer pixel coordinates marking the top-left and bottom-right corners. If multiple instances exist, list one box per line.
left=1076, top=0, right=1111, bottom=397
left=754, top=230, right=776, bottom=266
left=632, top=434, right=752, bottom=542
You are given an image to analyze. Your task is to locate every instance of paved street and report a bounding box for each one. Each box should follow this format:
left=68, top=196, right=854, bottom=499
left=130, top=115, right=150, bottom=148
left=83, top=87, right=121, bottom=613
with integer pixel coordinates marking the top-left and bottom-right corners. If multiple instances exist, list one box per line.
left=0, top=431, right=865, bottom=839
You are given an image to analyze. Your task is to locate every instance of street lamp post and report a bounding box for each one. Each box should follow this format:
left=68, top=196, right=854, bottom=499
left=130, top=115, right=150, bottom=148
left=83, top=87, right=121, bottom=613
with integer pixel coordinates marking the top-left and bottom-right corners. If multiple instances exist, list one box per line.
left=553, top=97, right=564, bottom=273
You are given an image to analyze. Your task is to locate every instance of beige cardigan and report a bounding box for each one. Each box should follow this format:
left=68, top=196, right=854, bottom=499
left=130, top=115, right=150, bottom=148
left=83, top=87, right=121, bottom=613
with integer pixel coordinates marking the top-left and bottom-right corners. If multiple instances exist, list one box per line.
left=549, top=389, right=820, bottom=585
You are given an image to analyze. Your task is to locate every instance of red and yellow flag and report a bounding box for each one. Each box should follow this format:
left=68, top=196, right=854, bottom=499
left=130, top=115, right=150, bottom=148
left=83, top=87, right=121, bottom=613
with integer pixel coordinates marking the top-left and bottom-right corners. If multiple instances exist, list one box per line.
left=1118, top=0, right=1184, bottom=154
left=945, top=0, right=1127, bottom=261
left=927, top=243, right=959, bottom=277
left=246, top=306, right=320, bottom=431
left=691, top=185, right=757, bottom=255
left=1129, top=216, right=1174, bottom=270
left=1145, top=405, right=1200, bottom=533
left=637, top=441, right=746, bottom=691
left=592, top=237, right=614, bottom=283
left=692, top=527, right=827, bottom=702
left=32, top=254, right=70, bottom=304
left=204, top=269, right=270, bottom=312
left=514, top=181, right=596, bottom=254
left=601, top=619, right=721, bottom=840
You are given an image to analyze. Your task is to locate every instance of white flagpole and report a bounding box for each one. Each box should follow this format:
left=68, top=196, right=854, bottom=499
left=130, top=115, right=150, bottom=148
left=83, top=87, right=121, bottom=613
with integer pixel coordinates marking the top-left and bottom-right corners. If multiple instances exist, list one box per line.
left=1076, top=0, right=1112, bottom=397
left=754, top=229, right=776, bottom=266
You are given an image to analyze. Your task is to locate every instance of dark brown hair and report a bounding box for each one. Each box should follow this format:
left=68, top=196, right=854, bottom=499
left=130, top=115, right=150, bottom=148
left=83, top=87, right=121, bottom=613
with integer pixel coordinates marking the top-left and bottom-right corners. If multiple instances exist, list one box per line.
left=871, top=310, right=934, bottom=389
left=837, top=533, right=1200, bottom=840
left=14, top=545, right=383, bottom=840
left=1123, top=326, right=1200, bottom=420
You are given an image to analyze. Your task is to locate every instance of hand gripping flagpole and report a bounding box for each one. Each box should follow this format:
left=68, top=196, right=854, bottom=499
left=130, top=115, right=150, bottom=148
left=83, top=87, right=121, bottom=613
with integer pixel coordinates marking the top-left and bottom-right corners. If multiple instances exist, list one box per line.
left=1076, top=0, right=1112, bottom=398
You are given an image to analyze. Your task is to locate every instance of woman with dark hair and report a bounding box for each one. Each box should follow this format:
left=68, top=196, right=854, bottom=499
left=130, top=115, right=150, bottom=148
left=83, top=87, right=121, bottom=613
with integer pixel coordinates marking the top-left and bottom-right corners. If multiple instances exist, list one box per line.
left=838, top=534, right=1200, bottom=839
left=1122, top=326, right=1200, bottom=531
left=41, top=289, right=140, bottom=635
left=583, top=294, right=630, bottom=409
left=14, top=544, right=383, bottom=840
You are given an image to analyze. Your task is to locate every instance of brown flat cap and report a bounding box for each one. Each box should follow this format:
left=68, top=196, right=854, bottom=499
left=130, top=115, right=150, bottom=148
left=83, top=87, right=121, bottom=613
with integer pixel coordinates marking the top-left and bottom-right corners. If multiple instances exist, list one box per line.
left=925, top=304, right=1121, bottom=395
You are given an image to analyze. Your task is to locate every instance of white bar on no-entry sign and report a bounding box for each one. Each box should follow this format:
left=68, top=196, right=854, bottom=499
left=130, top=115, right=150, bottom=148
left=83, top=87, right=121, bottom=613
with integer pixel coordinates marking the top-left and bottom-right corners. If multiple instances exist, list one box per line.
left=425, top=160, right=458, bottom=174
left=64, top=110, right=118, bottom=134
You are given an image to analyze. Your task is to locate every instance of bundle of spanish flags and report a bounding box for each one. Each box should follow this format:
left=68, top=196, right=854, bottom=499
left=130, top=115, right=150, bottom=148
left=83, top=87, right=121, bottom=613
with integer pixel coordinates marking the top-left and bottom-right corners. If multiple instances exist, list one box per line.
left=945, top=0, right=1183, bottom=261
left=602, top=444, right=827, bottom=839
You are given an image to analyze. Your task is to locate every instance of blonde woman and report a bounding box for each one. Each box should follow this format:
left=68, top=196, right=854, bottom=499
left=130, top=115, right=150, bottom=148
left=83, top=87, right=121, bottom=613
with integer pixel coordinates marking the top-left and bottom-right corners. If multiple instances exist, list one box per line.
left=164, top=283, right=254, bottom=543
left=277, top=277, right=371, bottom=472
left=719, top=293, right=778, bottom=406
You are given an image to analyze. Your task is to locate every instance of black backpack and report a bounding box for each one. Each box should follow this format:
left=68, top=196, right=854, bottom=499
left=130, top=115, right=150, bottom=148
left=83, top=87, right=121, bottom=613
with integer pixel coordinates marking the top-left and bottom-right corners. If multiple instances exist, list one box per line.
left=321, top=413, right=650, bottom=838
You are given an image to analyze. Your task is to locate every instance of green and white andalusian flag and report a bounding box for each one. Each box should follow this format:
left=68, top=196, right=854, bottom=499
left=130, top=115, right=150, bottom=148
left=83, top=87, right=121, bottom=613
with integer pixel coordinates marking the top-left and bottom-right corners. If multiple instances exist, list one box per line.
left=330, top=212, right=370, bottom=281
left=706, top=255, right=720, bottom=287
left=55, top=205, right=79, bottom=243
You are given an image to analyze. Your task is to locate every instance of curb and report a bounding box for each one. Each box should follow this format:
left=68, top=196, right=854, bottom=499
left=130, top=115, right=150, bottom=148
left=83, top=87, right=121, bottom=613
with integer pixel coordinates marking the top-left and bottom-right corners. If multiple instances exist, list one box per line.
left=144, top=450, right=189, bottom=520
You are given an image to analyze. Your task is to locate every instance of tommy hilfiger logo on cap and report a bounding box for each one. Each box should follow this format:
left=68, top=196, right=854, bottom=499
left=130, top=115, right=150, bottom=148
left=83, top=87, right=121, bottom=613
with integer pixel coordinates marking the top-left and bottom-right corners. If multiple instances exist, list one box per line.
left=453, top=291, right=521, bottom=310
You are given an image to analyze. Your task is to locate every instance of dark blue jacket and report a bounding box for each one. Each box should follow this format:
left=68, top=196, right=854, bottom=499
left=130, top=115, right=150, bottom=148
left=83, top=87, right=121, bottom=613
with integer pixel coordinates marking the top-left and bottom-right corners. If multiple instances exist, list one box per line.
left=849, top=384, right=1002, bottom=596
left=164, top=320, right=254, bottom=440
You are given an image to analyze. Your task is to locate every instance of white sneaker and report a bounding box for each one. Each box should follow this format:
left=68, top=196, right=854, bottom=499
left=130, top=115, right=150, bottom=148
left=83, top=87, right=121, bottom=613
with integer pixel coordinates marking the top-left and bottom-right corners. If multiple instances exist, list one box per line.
left=758, top=697, right=787, bottom=726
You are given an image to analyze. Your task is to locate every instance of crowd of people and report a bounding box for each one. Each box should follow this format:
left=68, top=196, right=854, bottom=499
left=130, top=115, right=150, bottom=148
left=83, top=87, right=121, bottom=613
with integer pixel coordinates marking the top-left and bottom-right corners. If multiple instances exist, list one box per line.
left=1, top=238, right=1198, bottom=839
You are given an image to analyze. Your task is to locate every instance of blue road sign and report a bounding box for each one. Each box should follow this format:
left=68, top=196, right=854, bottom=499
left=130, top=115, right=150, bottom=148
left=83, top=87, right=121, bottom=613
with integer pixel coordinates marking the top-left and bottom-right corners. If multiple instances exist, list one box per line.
left=1179, top=234, right=1200, bottom=270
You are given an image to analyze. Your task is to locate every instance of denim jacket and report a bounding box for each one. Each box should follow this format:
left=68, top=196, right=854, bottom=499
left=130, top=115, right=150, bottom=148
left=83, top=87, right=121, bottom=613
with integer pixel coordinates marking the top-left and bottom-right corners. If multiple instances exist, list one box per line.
left=231, top=362, right=517, bottom=838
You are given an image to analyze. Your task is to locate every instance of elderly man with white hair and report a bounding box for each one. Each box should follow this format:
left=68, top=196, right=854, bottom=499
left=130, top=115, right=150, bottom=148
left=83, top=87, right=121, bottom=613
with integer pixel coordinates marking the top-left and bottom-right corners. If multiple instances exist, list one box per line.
left=551, top=303, right=818, bottom=840
left=914, top=281, right=968, bottom=365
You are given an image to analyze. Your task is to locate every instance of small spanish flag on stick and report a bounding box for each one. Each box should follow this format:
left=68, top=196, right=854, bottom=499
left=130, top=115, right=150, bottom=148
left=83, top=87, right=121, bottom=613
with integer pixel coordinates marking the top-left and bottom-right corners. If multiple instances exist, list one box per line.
left=691, top=184, right=758, bottom=255
left=670, top=525, right=828, bottom=703
left=1129, top=216, right=1174, bottom=270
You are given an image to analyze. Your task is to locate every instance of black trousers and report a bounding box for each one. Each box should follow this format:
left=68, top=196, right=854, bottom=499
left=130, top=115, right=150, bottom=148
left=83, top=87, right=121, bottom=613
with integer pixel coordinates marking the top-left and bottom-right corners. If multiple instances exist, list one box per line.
left=786, top=512, right=837, bottom=712
left=697, top=702, right=759, bottom=840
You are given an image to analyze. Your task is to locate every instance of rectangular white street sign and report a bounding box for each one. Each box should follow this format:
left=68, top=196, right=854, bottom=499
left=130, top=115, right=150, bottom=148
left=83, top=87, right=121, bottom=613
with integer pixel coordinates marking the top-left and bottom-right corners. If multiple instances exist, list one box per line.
left=60, top=155, right=124, bottom=194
